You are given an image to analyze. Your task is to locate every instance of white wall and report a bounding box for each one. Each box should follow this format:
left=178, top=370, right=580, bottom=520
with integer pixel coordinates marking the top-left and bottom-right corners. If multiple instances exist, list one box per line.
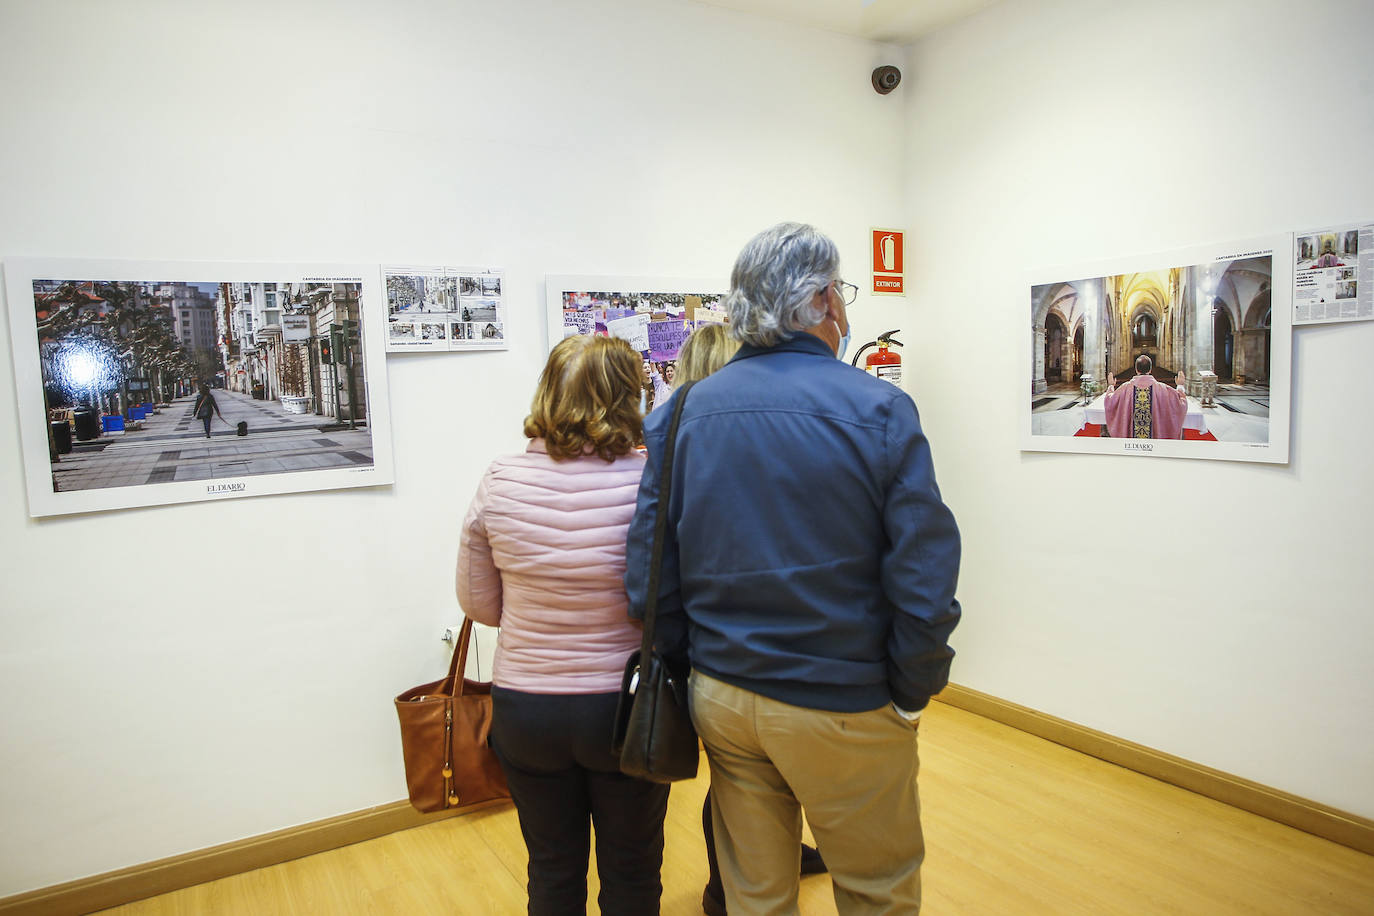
left=0, top=0, right=912, bottom=895
left=7, top=0, right=1370, bottom=898
left=904, top=0, right=1374, bottom=818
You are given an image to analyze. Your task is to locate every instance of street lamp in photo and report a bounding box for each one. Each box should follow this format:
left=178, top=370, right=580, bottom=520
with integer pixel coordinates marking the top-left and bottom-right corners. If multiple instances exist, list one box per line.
left=54, top=339, right=120, bottom=407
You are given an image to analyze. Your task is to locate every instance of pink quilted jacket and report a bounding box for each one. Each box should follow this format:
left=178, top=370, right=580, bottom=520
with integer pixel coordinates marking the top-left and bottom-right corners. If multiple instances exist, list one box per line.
left=456, top=439, right=646, bottom=693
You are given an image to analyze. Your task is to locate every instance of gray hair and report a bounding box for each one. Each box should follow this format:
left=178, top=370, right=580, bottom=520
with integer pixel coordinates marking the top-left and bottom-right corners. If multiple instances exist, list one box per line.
left=724, top=222, right=839, bottom=348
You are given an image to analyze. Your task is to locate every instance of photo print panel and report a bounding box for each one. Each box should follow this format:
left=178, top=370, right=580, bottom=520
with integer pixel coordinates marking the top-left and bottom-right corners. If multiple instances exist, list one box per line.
left=1021, top=234, right=1292, bottom=463
left=384, top=265, right=507, bottom=353
left=545, top=275, right=727, bottom=413
left=4, top=258, right=396, bottom=516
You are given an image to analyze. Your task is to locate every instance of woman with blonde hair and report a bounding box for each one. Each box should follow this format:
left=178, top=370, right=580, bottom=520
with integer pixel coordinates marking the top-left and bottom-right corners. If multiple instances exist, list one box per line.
left=457, top=334, right=669, bottom=915
left=674, top=321, right=740, bottom=386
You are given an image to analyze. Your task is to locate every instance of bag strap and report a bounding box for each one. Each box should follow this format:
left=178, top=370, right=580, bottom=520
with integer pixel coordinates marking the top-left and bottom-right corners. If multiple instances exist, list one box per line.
left=638, top=380, right=697, bottom=659
left=444, top=617, right=476, bottom=698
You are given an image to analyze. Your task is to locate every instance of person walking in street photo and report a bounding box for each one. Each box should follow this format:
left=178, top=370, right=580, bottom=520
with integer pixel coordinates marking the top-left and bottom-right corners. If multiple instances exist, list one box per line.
left=193, top=383, right=225, bottom=438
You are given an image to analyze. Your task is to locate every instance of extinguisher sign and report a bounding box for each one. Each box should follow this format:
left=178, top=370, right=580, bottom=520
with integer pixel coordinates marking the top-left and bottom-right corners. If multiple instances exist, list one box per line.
left=871, top=228, right=905, bottom=296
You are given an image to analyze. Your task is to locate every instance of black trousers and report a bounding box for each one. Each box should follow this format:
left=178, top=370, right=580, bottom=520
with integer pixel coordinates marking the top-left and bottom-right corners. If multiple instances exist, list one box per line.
left=491, top=686, right=670, bottom=916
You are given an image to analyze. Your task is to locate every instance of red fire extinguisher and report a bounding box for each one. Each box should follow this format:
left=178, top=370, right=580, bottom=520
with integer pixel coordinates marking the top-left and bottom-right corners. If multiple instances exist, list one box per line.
left=851, top=330, right=903, bottom=385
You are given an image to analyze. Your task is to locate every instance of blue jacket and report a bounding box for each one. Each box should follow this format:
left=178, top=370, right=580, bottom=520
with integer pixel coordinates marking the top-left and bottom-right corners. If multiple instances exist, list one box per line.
left=625, top=333, right=961, bottom=713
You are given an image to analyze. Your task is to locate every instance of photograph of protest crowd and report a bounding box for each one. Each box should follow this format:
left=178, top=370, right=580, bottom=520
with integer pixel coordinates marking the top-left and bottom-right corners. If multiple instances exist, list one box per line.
left=547, top=277, right=728, bottom=412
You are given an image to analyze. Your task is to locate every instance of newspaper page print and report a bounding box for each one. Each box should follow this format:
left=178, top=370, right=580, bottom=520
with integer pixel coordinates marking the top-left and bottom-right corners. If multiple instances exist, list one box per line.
left=384, top=266, right=508, bottom=352
left=1293, top=221, right=1372, bottom=325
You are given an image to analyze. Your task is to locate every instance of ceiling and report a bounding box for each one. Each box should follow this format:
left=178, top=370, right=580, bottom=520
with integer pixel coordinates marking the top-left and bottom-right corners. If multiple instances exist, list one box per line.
left=686, top=0, right=999, bottom=43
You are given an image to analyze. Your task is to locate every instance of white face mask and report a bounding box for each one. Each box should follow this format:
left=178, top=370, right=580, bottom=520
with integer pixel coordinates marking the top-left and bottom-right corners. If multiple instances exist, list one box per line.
left=826, top=279, right=851, bottom=361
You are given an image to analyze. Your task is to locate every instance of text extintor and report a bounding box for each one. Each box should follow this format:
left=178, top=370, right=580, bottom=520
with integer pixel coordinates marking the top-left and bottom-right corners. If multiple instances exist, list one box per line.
left=871, top=228, right=905, bottom=296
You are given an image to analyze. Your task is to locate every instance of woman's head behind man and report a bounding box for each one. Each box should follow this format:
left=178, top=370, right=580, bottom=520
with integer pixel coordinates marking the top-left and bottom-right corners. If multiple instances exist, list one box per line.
left=526, top=334, right=644, bottom=462
left=676, top=322, right=740, bottom=385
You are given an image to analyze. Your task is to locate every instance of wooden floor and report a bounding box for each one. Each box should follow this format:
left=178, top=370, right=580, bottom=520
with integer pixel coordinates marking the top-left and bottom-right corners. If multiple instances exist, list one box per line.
left=96, top=703, right=1374, bottom=914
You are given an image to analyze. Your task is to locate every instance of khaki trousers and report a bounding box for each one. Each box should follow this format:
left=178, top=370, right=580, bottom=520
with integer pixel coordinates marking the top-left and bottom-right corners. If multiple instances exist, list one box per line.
left=690, top=672, right=924, bottom=916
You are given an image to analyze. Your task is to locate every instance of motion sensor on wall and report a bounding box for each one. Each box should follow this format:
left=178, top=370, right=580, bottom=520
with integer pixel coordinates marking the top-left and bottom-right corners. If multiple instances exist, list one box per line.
left=872, top=66, right=902, bottom=95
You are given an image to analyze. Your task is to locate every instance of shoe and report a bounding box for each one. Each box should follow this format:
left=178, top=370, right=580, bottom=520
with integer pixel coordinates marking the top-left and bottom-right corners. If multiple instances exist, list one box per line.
left=701, top=885, right=727, bottom=916
left=800, top=843, right=827, bottom=875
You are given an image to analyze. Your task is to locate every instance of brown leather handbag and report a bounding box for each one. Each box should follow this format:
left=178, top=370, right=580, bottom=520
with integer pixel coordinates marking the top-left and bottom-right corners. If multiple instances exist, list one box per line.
left=394, top=618, right=509, bottom=812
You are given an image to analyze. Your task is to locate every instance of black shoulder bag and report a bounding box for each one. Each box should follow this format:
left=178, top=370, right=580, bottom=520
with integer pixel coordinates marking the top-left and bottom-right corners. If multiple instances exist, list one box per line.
left=611, top=380, right=700, bottom=783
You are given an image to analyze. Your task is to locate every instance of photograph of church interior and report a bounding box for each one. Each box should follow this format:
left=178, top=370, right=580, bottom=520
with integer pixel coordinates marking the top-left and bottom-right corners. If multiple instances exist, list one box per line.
left=1030, top=254, right=1274, bottom=442
left=1296, top=231, right=1358, bottom=272
left=1, top=0, right=1371, bottom=914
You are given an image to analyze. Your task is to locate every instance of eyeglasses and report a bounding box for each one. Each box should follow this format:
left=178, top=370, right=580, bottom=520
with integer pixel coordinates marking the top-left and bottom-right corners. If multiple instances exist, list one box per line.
left=832, top=279, right=858, bottom=306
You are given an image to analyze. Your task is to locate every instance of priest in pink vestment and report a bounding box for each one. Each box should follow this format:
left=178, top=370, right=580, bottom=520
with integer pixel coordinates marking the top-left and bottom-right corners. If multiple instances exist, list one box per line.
left=1102, top=354, right=1189, bottom=439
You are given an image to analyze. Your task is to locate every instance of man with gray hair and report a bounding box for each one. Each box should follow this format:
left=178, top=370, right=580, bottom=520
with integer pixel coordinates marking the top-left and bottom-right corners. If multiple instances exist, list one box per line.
left=626, top=222, right=961, bottom=914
